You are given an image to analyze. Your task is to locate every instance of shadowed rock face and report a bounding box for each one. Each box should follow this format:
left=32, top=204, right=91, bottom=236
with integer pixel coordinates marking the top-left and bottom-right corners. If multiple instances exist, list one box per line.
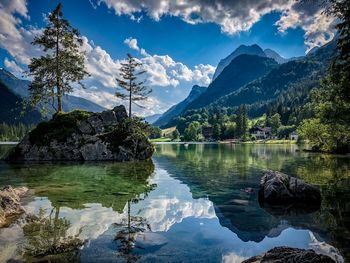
left=0, top=185, right=28, bottom=227
left=259, top=170, right=321, bottom=205
left=242, top=246, right=335, bottom=263
left=6, top=105, right=154, bottom=162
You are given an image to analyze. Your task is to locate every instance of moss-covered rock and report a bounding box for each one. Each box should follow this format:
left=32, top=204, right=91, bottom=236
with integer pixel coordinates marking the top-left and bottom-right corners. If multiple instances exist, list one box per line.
left=7, top=106, right=154, bottom=162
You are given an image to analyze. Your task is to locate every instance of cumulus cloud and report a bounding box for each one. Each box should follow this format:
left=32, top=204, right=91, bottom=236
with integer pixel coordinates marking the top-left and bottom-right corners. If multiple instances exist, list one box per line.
left=0, top=0, right=42, bottom=64
left=124, top=37, right=140, bottom=51
left=73, top=36, right=214, bottom=115
left=4, top=57, right=23, bottom=76
left=276, top=1, right=337, bottom=52
left=97, top=0, right=336, bottom=51
left=123, top=37, right=215, bottom=88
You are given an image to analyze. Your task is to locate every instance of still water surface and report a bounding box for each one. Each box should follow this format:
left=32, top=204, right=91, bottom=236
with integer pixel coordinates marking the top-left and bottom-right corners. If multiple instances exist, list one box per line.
left=0, top=143, right=349, bottom=262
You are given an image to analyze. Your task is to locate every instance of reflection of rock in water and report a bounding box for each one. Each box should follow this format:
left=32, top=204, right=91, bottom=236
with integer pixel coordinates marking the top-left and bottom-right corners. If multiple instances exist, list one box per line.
left=22, top=207, right=85, bottom=262
left=242, top=246, right=336, bottom=263
left=259, top=202, right=320, bottom=217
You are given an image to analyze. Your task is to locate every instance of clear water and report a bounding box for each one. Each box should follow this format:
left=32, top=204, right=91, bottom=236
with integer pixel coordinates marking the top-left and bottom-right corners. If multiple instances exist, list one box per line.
left=0, top=143, right=349, bottom=262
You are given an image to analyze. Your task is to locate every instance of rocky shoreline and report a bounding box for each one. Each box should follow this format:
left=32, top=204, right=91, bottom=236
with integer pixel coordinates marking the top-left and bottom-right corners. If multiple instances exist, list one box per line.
left=0, top=185, right=29, bottom=227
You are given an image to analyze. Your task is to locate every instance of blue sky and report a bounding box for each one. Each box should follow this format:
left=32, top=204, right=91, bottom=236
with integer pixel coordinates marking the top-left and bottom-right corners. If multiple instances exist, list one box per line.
left=0, top=0, right=335, bottom=116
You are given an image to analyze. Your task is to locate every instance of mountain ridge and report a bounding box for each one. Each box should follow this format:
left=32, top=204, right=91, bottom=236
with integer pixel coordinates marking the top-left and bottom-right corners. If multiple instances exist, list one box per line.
left=153, top=85, right=206, bottom=127
left=0, top=68, right=106, bottom=113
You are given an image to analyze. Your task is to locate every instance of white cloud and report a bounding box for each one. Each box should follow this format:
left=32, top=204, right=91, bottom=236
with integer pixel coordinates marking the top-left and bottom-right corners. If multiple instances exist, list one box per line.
left=124, top=37, right=140, bottom=51
left=4, top=57, right=23, bottom=77
left=276, top=2, right=337, bottom=52
left=0, top=0, right=42, bottom=65
left=123, top=37, right=215, bottom=88
left=98, top=0, right=336, bottom=51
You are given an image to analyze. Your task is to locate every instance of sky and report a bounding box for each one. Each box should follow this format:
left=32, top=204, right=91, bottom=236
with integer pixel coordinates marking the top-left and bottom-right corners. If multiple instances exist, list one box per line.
left=0, top=0, right=336, bottom=116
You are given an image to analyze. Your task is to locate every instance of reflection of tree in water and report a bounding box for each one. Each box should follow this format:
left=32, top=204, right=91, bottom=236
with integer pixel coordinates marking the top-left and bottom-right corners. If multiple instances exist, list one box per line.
left=23, top=207, right=85, bottom=262
left=114, top=184, right=156, bottom=263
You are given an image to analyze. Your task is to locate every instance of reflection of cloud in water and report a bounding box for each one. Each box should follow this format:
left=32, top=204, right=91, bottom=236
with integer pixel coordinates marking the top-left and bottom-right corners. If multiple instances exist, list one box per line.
left=22, top=167, right=216, bottom=241
left=24, top=198, right=126, bottom=241
left=222, top=253, right=246, bottom=263
left=132, top=167, right=216, bottom=232
left=0, top=224, right=24, bottom=262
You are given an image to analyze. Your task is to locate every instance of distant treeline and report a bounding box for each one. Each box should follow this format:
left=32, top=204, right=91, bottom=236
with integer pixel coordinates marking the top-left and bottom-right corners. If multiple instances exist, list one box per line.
left=0, top=123, right=34, bottom=141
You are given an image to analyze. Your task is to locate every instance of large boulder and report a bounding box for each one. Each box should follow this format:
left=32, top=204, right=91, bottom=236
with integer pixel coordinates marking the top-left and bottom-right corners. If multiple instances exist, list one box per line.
left=242, top=247, right=335, bottom=263
left=0, top=185, right=28, bottom=227
left=259, top=170, right=321, bottom=205
left=7, top=106, right=154, bottom=162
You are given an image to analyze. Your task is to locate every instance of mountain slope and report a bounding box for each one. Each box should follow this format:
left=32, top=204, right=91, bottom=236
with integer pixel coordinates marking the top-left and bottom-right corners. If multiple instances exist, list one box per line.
left=213, top=44, right=266, bottom=80
left=210, top=38, right=337, bottom=115
left=186, top=55, right=277, bottom=110
left=0, top=69, right=106, bottom=113
left=264, top=49, right=289, bottom=64
left=0, top=81, right=43, bottom=125
left=144, top=114, right=162, bottom=124
left=154, top=85, right=206, bottom=127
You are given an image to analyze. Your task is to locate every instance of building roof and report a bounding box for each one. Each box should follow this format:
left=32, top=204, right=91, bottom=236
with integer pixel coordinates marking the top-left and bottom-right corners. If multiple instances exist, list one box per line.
left=249, top=126, right=272, bottom=133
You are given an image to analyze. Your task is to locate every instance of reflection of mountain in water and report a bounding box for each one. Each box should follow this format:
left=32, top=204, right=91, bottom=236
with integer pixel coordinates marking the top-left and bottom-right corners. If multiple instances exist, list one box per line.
left=153, top=144, right=350, bottom=259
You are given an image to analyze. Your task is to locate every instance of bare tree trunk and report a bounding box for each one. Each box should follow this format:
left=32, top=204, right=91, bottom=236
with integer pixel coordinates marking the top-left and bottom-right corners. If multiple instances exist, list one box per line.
left=56, top=16, right=62, bottom=113
left=129, top=80, right=132, bottom=118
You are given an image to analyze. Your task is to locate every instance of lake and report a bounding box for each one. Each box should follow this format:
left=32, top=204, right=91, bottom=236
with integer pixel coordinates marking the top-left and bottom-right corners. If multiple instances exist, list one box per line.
left=0, top=143, right=349, bottom=262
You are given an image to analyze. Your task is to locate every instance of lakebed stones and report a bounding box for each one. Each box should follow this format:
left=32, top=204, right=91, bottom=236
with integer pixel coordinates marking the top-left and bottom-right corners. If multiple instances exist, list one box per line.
left=259, top=170, right=321, bottom=205
left=7, top=105, right=154, bottom=162
left=242, top=246, right=335, bottom=263
left=0, top=185, right=29, bottom=227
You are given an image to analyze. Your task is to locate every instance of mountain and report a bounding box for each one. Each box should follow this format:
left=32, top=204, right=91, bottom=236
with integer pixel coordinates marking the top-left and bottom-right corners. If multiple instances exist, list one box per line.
left=213, top=44, right=267, bottom=80
left=209, top=38, right=337, bottom=116
left=162, top=38, right=337, bottom=129
left=144, top=114, right=162, bottom=124
left=185, top=54, right=277, bottom=110
left=154, top=85, right=206, bottom=127
left=0, top=69, right=106, bottom=113
left=264, top=49, right=289, bottom=64
left=0, top=80, right=42, bottom=125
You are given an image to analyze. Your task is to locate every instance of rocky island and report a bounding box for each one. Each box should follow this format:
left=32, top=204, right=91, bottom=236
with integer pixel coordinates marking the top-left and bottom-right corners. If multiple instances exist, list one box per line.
left=7, top=106, right=154, bottom=162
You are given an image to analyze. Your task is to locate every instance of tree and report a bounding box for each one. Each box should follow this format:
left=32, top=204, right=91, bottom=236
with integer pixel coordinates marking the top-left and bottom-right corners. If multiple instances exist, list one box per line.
left=236, top=105, right=248, bottom=140
left=184, top=121, right=201, bottom=141
left=149, top=126, right=162, bottom=139
left=298, top=0, right=350, bottom=153
left=267, top=113, right=281, bottom=135
left=213, top=124, right=221, bottom=140
left=172, top=129, right=180, bottom=141
left=28, top=3, right=88, bottom=113
left=116, top=54, right=152, bottom=118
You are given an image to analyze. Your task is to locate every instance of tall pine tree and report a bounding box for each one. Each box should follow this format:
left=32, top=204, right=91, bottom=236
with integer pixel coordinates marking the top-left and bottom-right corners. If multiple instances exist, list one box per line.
left=116, top=54, right=152, bottom=118
left=236, top=105, right=248, bottom=139
left=28, top=3, right=88, bottom=113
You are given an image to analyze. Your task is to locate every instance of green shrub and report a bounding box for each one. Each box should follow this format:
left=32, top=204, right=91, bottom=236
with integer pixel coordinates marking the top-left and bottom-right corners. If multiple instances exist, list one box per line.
left=29, top=110, right=92, bottom=145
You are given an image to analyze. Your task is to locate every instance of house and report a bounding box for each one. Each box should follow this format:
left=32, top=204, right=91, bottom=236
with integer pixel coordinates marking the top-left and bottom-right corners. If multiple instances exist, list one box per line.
left=289, top=131, right=299, bottom=141
left=202, top=125, right=214, bottom=140
left=249, top=126, right=272, bottom=140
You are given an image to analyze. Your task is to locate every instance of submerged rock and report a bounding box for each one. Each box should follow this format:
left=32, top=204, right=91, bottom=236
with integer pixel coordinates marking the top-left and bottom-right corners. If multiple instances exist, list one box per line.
left=242, top=247, right=335, bottom=263
left=0, top=185, right=28, bottom=227
left=7, top=105, right=154, bottom=162
left=259, top=170, right=321, bottom=205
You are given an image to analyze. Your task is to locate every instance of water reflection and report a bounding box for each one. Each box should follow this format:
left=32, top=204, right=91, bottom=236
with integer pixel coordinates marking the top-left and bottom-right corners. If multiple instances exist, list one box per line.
left=23, top=208, right=85, bottom=262
left=154, top=144, right=349, bottom=261
left=0, top=144, right=348, bottom=262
